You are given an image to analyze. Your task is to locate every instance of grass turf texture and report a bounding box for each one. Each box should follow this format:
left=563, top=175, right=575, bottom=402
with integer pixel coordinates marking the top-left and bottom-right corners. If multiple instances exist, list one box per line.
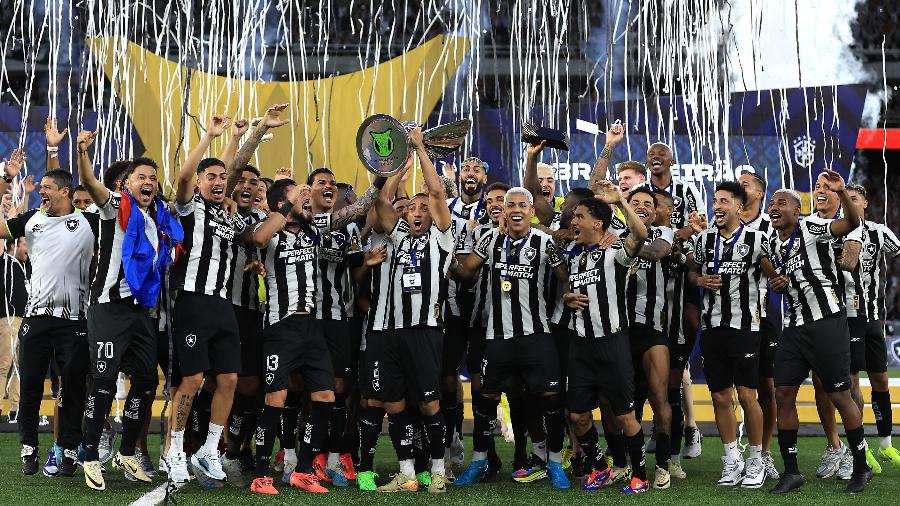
left=1, top=433, right=899, bottom=504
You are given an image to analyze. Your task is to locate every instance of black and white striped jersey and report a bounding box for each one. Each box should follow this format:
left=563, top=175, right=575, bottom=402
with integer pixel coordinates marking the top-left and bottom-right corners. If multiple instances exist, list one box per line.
left=557, top=239, right=634, bottom=339
left=364, top=230, right=392, bottom=331
left=474, top=228, right=564, bottom=339
left=258, top=227, right=318, bottom=327
left=626, top=226, right=673, bottom=332
left=769, top=216, right=844, bottom=327
left=91, top=192, right=159, bottom=304
left=743, top=211, right=772, bottom=317
left=444, top=214, right=470, bottom=317
left=693, top=225, right=769, bottom=331
left=172, top=195, right=248, bottom=300
left=662, top=236, right=694, bottom=344
left=5, top=208, right=98, bottom=319
left=230, top=209, right=267, bottom=310
left=312, top=213, right=363, bottom=321
left=638, top=177, right=706, bottom=230
left=448, top=196, right=485, bottom=223
left=372, top=220, right=455, bottom=331
left=860, top=220, right=900, bottom=321
left=829, top=224, right=866, bottom=318
left=464, top=223, right=494, bottom=328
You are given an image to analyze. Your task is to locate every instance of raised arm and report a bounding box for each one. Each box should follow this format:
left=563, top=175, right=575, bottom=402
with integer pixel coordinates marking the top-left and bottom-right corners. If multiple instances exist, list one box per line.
left=0, top=148, right=25, bottom=197
left=597, top=180, right=646, bottom=256
left=587, top=122, right=625, bottom=193
left=44, top=116, right=68, bottom=171
left=227, top=103, right=290, bottom=194
left=410, top=126, right=451, bottom=231
left=220, top=119, right=248, bottom=172
left=374, top=165, right=406, bottom=234
left=820, top=169, right=860, bottom=237
left=75, top=131, right=111, bottom=205
left=250, top=184, right=306, bottom=247
left=523, top=140, right=555, bottom=226
left=176, top=114, right=228, bottom=204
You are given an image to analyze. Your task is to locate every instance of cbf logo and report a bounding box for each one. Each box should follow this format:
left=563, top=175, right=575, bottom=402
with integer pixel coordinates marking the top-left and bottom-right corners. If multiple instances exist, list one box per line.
left=792, top=135, right=816, bottom=168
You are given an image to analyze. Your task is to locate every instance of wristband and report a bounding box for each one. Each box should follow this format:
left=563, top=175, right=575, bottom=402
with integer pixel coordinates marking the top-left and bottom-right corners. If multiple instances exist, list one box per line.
left=49, top=152, right=59, bottom=159
left=277, top=201, right=294, bottom=218
left=373, top=176, right=387, bottom=189
left=46, top=146, right=59, bottom=153
left=2, top=175, right=12, bottom=184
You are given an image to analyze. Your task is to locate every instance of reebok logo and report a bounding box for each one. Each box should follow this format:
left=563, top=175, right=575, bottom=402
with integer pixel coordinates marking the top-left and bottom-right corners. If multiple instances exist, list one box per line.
left=834, top=382, right=845, bottom=389
left=744, top=353, right=755, bottom=358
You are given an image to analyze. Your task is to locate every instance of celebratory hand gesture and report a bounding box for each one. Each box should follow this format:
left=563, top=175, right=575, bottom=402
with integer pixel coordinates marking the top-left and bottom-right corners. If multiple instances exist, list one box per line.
left=595, top=180, right=624, bottom=205
left=688, top=211, right=708, bottom=234
left=44, top=116, right=68, bottom=147
left=275, top=166, right=293, bottom=181
left=243, top=259, right=266, bottom=277
left=564, top=292, right=589, bottom=310
left=22, top=175, right=35, bottom=194
left=441, top=161, right=456, bottom=181
left=364, top=246, right=387, bottom=266
left=526, top=140, right=547, bottom=158
left=206, top=115, right=230, bottom=138
left=3, top=148, right=26, bottom=179
left=819, top=168, right=846, bottom=193
left=261, top=103, right=290, bottom=129
left=408, top=126, right=424, bottom=149
left=231, top=118, right=249, bottom=137
left=605, top=122, right=625, bottom=145
left=77, top=130, right=98, bottom=153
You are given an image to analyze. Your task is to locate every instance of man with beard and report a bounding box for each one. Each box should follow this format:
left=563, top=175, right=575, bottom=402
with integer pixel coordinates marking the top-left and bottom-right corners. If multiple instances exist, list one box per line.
left=76, top=131, right=182, bottom=491
left=366, top=127, right=453, bottom=493
left=687, top=182, right=773, bottom=489
left=739, top=171, right=782, bottom=481
left=766, top=175, right=872, bottom=494
left=624, top=187, right=675, bottom=489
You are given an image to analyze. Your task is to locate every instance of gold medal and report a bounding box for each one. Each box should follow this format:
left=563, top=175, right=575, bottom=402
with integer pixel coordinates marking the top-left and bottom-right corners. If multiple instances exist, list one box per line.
left=501, top=280, right=512, bottom=292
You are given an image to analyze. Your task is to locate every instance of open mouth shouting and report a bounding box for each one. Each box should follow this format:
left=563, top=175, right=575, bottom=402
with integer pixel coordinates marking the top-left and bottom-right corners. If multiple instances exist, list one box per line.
left=40, top=195, right=50, bottom=208
left=635, top=209, right=648, bottom=220
left=139, top=184, right=154, bottom=197
left=713, top=209, right=726, bottom=223
left=322, top=190, right=334, bottom=204
left=768, top=208, right=782, bottom=226
left=238, top=190, right=253, bottom=204
left=489, top=205, right=503, bottom=221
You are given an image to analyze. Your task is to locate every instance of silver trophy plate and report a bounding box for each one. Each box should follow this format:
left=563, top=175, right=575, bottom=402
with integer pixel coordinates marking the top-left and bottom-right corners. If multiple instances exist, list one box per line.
left=357, top=114, right=472, bottom=177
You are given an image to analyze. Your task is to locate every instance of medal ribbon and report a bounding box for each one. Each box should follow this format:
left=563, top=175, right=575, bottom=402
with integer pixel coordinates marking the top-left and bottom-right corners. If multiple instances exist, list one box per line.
left=503, top=231, right=532, bottom=283
left=771, top=227, right=799, bottom=274
left=713, top=223, right=745, bottom=275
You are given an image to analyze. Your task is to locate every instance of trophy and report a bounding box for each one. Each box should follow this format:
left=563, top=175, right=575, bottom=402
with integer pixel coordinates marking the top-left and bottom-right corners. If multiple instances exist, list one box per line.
left=356, top=114, right=471, bottom=177
left=521, top=122, right=570, bottom=151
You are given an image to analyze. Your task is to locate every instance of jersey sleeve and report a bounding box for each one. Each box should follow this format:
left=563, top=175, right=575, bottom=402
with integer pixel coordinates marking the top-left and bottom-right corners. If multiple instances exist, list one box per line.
left=174, top=196, right=196, bottom=217
left=453, top=219, right=472, bottom=254
left=657, top=226, right=675, bottom=245
left=692, top=232, right=707, bottom=267
left=98, top=191, right=123, bottom=220
left=802, top=216, right=835, bottom=242
left=685, top=183, right=706, bottom=217
left=843, top=224, right=864, bottom=245
left=880, top=224, right=900, bottom=259
left=614, top=243, right=637, bottom=266
left=4, top=209, right=38, bottom=239
left=388, top=219, right=411, bottom=246
left=432, top=222, right=456, bottom=253
left=545, top=237, right=564, bottom=269
left=84, top=212, right=101, bottom=238
left=474, top=230, right=494, bottom=260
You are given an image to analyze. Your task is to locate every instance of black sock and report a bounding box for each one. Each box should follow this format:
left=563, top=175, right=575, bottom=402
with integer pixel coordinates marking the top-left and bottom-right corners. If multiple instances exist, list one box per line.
left=82, top=379, right=115, bottom=462
left=299, top=400, right=331, bottom=473
left=190, top=388, right=213, bottom=444
left=455, top=398, right=464, bottom=439
left=578, top=425, right=608, bottom=472
left=119, top=379, right=154, bottom=456
left=846, top=425, right=869, bottom=474
left=541, top=394, right=566, bottom=454
left=472, top=395, right=500, bottom=454
left=359, top=406, right=384, bottom=472
left=507, top=393, right=528, bottom=462
left=327, top=394, right=348, bottom=455
left=255, top=405, right=283, bottom=477
left=387, top=410, right=415, bottom=462
left=423, top=411, right=447, bottom=460
left=604, top=428, right=628, bottom=468
left=656, top=431, right=671, bottom=470
left=226, top=393, right=252, bottom=459
left=871, top=390, right=893, bottom=438
left=441, top=391, right=459, bottom=449
left=626, top=430, right=647, bottom=480
left=413, top=418, right=429, bottom=474
left=668, top=386, right=684, bottom=456
left=281, top=392, right=302, bottom=451
left=778, top=429, right=799, bottom=475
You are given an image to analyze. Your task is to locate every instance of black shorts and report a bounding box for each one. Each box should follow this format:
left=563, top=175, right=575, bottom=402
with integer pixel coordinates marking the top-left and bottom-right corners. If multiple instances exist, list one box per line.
left=775, top=312, right=851, bottom=393
left=551, top=323, right=573, bottom=379
left=359, top=330, right=382, bottom=397
left=567, top=330, right=635, bottom=416
left=669, top=326, right=697, bottom=371
left=87, top=300, right=156, bottom=381
left=156, top=328, right=182, bottom=386
left=701, top=327, right=760, bottom=392
left=262, top=314, right=335, bottom=394
left=630, top=322, right=669, bottom=357
left=321, top=319, right=352, bottom=378
left=758, top=314, right=781, bottom=378
left=864, top=320, right=888, bottom=373
left=234, top=305, right=264, bottom=378
left=466, top=326, right=487, bottom=378
left=347, top=316, right=363, bottom=384
left=364, top=326, right=442, bottom=404
left=442, top=314, right=469, bottom=376
left=174, top=292, right=241, bottom=376
left=481, top=332, right=562, bottom=396
left=848, top=316, right=867, bottom=374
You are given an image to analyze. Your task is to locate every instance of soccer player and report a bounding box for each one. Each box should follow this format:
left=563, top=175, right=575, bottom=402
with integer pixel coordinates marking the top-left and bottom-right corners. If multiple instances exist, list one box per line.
left=361, top=127, right=452, bottom=493
left=687, top=181, right=772, bottom=489
left=76, top=131, right=182, bottom=491
left=617, top=161, right=648, bottom=193
left=559, top=184, right=652, bottom=494
left=452, top=186, right=570, bottom=490
left=844, top=184, right=900, bottom=466
left=625, top=187, right=675, bottom=489
left=165, top=116, right=256, bottom=485
left=0, top=156, right=97, bottom=478
left=766, top=174, right=872, bottom=494
left=72, top=185, right=95, bottom=210
left=739, top=171, right=781, bottom=481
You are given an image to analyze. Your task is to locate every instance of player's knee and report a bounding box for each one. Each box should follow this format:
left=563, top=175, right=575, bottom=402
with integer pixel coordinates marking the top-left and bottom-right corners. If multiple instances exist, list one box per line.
left=215, top=372, right=238, bottom=392
left=736, top=387, right=757, bottom=408
left=420, top=399, right=440, bottom=417
left=265, top=390, right=288, bottom=407
left=237, top=375, right=260, bottom=395
left=310, top=389, right=335, bottom=403
left=870, top=372, right=889, bottom=391
left=568, top=412, right=591, bottom=433
left=179, top=372, right=204, bottom=392
left=710, top=389, right=733, bottom=408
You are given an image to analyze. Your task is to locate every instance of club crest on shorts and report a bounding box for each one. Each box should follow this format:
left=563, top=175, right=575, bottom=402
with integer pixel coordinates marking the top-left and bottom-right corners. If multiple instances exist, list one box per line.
left=735, top=242, right=750, bottom=257
left=21, top=324, right=29, bottom=335
left=265, top=372, right=274, bottom=385
left=96, top=360, right=107, bottom=373
left=66, top=218, right=79, bottom=232
left=185, top=334, right=197, bottom=347
left=892, top=339, right=900, bottom=363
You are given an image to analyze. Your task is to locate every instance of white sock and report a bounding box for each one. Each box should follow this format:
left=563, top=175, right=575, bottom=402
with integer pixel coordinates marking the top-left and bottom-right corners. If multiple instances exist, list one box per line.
left=472, top=451, right=487, bottom=461
left=671, top=455, right=681, bottom=464
left=327, top=452, right=340, bottom=468
left=431, top=458, right=445, bottom=476
left=880, top=436, right=892, bottom=450
left=548, top=451, right=562, bottom=463
left=284, top=448, right=297, bottom=464
left=724, top=441, right=740, bottom=460
left=170, top=429, right=185, bottom=454
left=399, top=459, right=415, bottom=477
left=749, top=444, right=762, bottom=460
left=199, top=423, right=224, bottom=455
left=534, top=440, right=547, bottom=462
